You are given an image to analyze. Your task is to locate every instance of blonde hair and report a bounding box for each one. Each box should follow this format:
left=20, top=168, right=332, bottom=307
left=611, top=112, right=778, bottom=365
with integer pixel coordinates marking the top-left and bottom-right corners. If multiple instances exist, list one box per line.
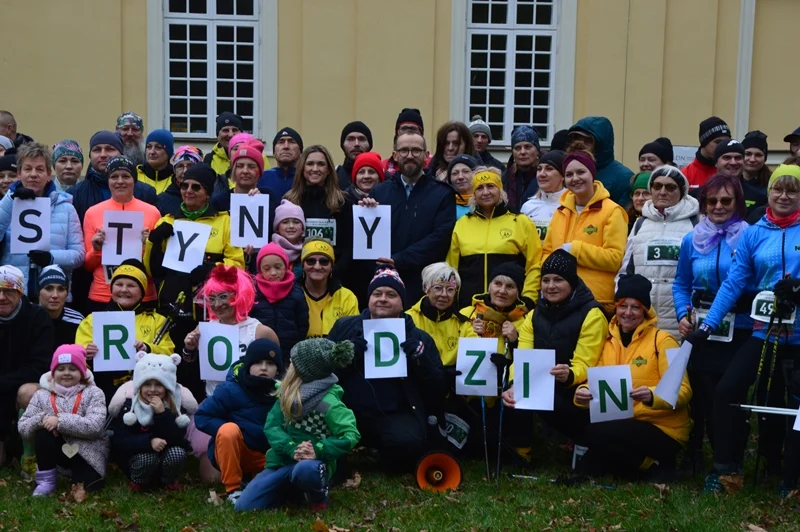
left=138, top=380, right=178, bottom=413
left=278, top=364, right=304, bottom=420
left=421, top=262, right=461, bottom=292
left=284, top=145, right=345, bottom=214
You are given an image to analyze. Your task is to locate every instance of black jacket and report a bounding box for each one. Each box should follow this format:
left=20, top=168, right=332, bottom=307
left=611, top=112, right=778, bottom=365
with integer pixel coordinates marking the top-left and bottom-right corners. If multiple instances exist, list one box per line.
left=476, top=150, right=506, bottom=172
left=300, top=186, right=354, bottom=279
left=0, top=297, right=54, bottom=393
left=369, top=174, right=456, bottom=305
left=249, top=284, right=309, bottom=363
left=336, top=160, right=354, bottom=191
left=502, top=163, right=539, bottom=214
left=327, top=310, right=445, bottom=426
left=158, top=175, right=230, bottom=217
left=68, top=166, right=158, bottom=222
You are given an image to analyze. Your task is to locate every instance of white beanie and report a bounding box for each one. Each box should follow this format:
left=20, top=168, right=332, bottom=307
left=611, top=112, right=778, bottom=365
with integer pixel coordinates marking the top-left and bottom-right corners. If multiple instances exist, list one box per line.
left=124, top=352, right=190, bottom=429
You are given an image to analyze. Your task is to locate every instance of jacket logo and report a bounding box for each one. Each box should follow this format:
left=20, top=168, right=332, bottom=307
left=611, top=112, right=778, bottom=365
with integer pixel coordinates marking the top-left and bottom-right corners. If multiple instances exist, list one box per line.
left=211, top=228, right=219, bottom=237
left=447, top=337, right=458, bottom=350
left=632, top=356, right=647, bottom=367
left=584, top=225, right=598, bottom=234
left=499, top=229, right=512, bottom=239
left=334, top=307, right=343, bottom=318
left=140, top=326, right=152, bottom=336
left=795, top=246, right=800, bottom=251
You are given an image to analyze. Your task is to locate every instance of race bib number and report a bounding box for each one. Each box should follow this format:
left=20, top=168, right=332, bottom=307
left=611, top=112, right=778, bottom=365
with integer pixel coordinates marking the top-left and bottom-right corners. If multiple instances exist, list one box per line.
left=443, top=412, right=470, bottom=450
left=750, top=290, right=797, bottom=324
left=533, top=221, right=549, bottom=241
left=103, top=265, right=117, bottom=285
left=644, top=238, right=681, bottom=266
left=305, top=218, right=337, bottom=246
left=695, top=309, right=734, bottom=343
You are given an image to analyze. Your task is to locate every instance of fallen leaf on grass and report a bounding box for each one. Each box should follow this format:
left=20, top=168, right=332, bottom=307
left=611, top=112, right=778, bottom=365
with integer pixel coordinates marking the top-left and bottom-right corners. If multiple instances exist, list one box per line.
left=100, top=507, right=119, bottom=519
left=653, top=483, right=670, bottom=500
left=720, top=474, right=744, bottom=494
left=329, top=526, right=350, bottom=532
left=746, top=525, right=768, bottom=532
left=342, top=472, right=362, bottom=489
left=207, top=490, right=223, bottom=506
left=444, top=495, right=459, bottom=504
left=362, top=508, right=376, bottom=522
left=70, top=483, right=88, bottom=503
left=310, top=518, right=329, bottom=532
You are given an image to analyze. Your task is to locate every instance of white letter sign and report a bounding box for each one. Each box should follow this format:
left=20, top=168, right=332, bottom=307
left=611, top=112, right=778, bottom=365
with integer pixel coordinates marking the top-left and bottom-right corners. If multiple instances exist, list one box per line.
left=456, top=338, right=498, bottom=397
left=654, top=341, right=692, bottom=409
left=230, top=193, right=271, bottom=248
left=363, top=318, right=406, bottom=379
left=352, top=205, right=391, bottom=260
left=198, top=321, right=240, bottom=381
left=102, top=211, right=144, bottom=266
left=588, top=365, right=634, bottom=423
left=512, top=349, right=556, bottom=411
left=162, top=220, right=212, bottom=273
left=10, top=198, right=50, bottom=254
left=92, top=311, right=136, bottom=372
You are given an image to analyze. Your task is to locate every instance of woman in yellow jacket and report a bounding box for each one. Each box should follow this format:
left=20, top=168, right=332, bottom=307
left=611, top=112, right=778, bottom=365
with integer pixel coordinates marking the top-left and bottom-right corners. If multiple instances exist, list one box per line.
left=447, top=168, right=541, bottom=309
left=573, top=274, right=692, bottom=478
left=543, top=151, right=628, bottom=313
left=300, top=239, right=359, bottom=338
left=75, top=260, right=175, bottom=400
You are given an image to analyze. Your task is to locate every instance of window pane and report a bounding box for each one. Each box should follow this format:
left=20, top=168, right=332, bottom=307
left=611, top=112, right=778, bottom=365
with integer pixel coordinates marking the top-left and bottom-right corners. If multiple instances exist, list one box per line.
left=189, top=62, right=207, bottom=78
left=188, top=0, right=206, bottom=14
left=534, top=72, right=550, bottom=88
left=217, top=0, right=234, bottom=15
left=237, top=0, right=254, bottom=16
left=538, top=125, right=549, bottom=140
left=470, top=70, right=487, bottom=87
left=514, top=90, right=531, bottom=106
left=237, top=100, right=254, bottom=118
left=516, top=35, right=533, bottom=51
left=469, top=89, right=486, bottom=105
left=169, top=42, right=187, bottom=60
left=169, top=99, right=187, bottom=115
left=471, top=3, right=489, bottom=23
left=217, top=100, right=235, bottom=115
left=535, top=35, right=552, bottom=51
left=515, top=71, right=531, bottom=87
left=515, top=53, right=532, bottom=70
left=218, top=63, right=234, bottom=79
left=489, top=52, right=505, bottom=69
left=168, top=0, right=187, bottom=14
left=534, top=53, right=551, bottom=70
left=170, top=80, right=187, bottom=97
left=237, top=63, right=254, bottom=80
left=533, top=108, right=548, bottom=125
left=218, top=81, right=234, bottom=98
left=470, top=106, right=486, bottom=119
left=189, top=117, right=207, bottom=134
left=170, top=117, right=188, bottom=133
left=517, top=4, right=533, bottom=25
left=189, top=80, right=207, bottom=97
left=169, top=24, right=187, bottom=41
left=488, top=107, right=503, bottom=123
left=489, top=89, right=504, bottom=105
left=533, top=90, right=549, bottom=106
left=237, top=45, right=254, bottom=61
left=490, top=3, right=507, bottom=24
left=490, top=125, right=503, bottom=141
left=190, top=99, right=206, bottom=115
left=237, top=26, right=254, bottom=43
left=490, top=34, right=507, bottom=50
left=489, top=71, right=505, bottom=87
left=242, top=118, right=254, bottom=132
left=189, top=25, right=206, bottom=41
left=237, top=82, right=253, bottom=98
left=169, top=61, right=187, bottom=78
left=536, top=4, right=553, bottom=25
left=217, top=26, right=235, bottom=42
left=217, top=44, right=234, bottom=61
left=471, top=34, right=488, bottom=50
left=514, top=108, right=531, bottom=124
left=189, top=43, right=207, bottom=59
left=471, top=52, right=487, bottom=69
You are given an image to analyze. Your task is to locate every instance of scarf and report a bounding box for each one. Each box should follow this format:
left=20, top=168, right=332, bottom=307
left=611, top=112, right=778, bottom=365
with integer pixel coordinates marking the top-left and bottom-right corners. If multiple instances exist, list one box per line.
left=289, top=374, right=338, bottom=421
left=455, top=191, right=472, bottom=206
left=766, top=207, right=800, bottom=229
left=271, top=233, right=303, bottom=263
left=0, top=300, right=22, bottom=323
left=421, top=296, right=457, bottom=322
left=692, top=215, right=748, bottom=254
left=54, top=382, right=84, bottom=398
left=180, top=202, right=209, bottom=220
left=256, top=269, right=296, bottom=304
left=473, top=296, right=527, bottom=338
left=239, top=372, right=277, bottom=404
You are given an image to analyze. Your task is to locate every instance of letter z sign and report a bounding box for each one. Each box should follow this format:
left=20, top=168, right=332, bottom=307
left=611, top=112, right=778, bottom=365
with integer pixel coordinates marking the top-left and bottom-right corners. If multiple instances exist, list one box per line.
left=456, top=338, right=498, bottom=397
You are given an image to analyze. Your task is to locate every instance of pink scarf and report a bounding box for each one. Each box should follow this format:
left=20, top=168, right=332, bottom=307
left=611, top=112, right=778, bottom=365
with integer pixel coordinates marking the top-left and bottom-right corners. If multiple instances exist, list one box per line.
left=271, top=233, right=303, bottom=263
left=256, top=270, right=295, bottom=304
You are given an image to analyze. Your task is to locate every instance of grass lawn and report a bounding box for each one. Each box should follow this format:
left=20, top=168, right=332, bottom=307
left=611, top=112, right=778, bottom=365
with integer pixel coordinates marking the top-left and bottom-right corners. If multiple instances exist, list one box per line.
left=1, top=445, right=798, bottom=532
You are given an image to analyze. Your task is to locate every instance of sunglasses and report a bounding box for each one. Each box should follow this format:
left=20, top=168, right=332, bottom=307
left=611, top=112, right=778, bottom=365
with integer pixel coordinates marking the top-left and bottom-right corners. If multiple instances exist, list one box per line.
left=651, top=182, right=679, bottom=193
left=706, top=197, right=734, bottom=207
left=180, top=182, right=203, bottom=192
left=304, top=257, right=331, bottom=267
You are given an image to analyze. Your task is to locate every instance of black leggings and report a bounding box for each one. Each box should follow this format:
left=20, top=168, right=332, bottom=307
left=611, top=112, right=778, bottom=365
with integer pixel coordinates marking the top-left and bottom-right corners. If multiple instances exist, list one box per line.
left=578, top=419, right=681, bottom=475
left=34, top=429, right=104, bottom=491
left=536, top=387, right=590, bottom=441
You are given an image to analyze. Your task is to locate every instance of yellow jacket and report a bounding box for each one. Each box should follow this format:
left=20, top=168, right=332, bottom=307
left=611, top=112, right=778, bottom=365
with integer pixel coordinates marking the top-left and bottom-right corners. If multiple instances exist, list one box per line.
left=447, top=204, right=541, bottom=308
left=408, top=297, right=476, bottom=366
left=75, top=308, right=176, bottom=356
left=136, top=165, right=174, bottom=195
left=542, top=181, right=628, bottom=309
left=207, top=143, right=271, bottom=187
left=304, top=283, right=360, bottom=338
left=511, top=304, right=607, bottom=385
left=458, top=294, right=529, bottom=354
left=576, top=312, right=692, bottom=444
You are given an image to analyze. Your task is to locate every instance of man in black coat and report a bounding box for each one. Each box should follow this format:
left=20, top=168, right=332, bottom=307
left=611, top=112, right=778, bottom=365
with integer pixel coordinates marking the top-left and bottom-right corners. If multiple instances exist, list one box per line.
left=327, top=267, right=445, bottom=473
left=368, top=133, right=456, bottom=305
left=0, top=266, right=55, bottom=465
left=336, top=121, right=373, bottom=191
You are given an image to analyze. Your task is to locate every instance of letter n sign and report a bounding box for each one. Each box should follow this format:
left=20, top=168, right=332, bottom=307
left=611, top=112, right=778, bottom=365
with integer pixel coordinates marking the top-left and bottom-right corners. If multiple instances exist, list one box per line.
left=587, top=365, right=634, bottom=423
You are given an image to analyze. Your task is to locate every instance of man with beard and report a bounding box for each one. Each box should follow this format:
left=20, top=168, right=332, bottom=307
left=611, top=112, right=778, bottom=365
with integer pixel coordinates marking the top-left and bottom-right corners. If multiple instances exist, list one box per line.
left=51, top=140, right=84, bottom=192
left=115, top=111, right=146, bottom=166
left=258, top=127, right=303, bottom=198
left=367, top=133, right=456, bottom=305
left=336, top=121, right=373, bottom=190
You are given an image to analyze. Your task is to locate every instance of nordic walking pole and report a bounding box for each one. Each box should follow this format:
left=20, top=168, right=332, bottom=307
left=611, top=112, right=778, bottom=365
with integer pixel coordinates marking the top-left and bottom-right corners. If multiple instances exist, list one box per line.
left=495, top=342, right=511, bottom=483
left=481, top=397, right=491, bottom=481
left=753, top=297, right=782, bottom=486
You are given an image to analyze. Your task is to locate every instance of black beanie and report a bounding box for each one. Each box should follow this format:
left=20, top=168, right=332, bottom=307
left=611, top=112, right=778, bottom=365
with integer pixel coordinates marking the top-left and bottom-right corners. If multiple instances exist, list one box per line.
left=490, top=262, right=525, bottom=293
left=340, top=121, right=373, bottom=152
left=539, top=150, right=565, bottom=175
left=550, top=129, right=570, bottom=151
left=638, top=137, right=674, bottom=164
left=395, top=108, right=424, bottom=134
left=272, top=127, right=304, bottom=152
left=216, top=112, right=244, bottom=135
left=698, top=116, right=731, bottom=147
left=446, top=154, right=478, bottom=183
left=0, top=154, right=17, bottom=173
left=183, top=163, right=217, bottom=195
left=241, top=338, right=285, bottom=377
left=742, top=130, right=768, bottom=158
left=541, top=249, right=579, bottom=288
left=106, top=155, right=137, bottom=180
left=713, top=139, right=745, bottom=163
left=616, top=274, right=652, bottom=309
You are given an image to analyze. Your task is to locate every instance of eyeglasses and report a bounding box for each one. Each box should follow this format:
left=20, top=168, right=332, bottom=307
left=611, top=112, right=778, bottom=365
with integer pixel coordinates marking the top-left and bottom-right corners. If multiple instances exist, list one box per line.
left=304, top=257, right=331, bottom=267
left=207, top=293, right=233, bottom=305
left=706, top=197, right=734, bottom=207
left=180, top=182, right=203, bottom=192
left=651, top=182, right=679, bottom=193
left=396, top=148, right=425, bottom=157
left=770, top=188, right=799, bottom=199
left=430, top=285, right=457, bottom=297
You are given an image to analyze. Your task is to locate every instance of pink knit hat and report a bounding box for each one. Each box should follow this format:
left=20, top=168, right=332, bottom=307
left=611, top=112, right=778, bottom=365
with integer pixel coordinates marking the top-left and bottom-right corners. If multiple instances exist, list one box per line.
left=231, top=139, right=265, bottom=174
left=51, top=344, right=88, bottom=379
left=273, top=198, right=306, bottom=231
left=229, top=132, right=255, bottom=151
left=257, top=242, right=290, bottom=270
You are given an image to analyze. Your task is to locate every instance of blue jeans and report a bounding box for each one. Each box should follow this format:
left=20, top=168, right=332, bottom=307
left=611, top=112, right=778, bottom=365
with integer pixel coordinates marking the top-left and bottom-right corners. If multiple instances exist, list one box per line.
left=234, top=460, right=328, bottom=512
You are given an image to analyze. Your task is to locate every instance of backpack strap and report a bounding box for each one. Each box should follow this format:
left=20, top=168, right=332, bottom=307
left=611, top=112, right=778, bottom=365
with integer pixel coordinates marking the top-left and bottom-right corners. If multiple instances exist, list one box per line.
left=203, top=152, right=214, bottom=165
left=632, top=216, right=645, bottom=236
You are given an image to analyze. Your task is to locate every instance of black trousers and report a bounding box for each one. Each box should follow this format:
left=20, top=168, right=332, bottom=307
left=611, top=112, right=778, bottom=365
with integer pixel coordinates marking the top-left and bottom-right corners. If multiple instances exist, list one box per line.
left=0, top=390, right=17, bottom=440
left=356, top=410, right=427, bottom=473
left=446, top=396, right=534, bottom=461
left=536, top=387, right=590, bottom=441
left=34, top=429, right=104, bottom=491
left=578, top=419, right=681, bottom=475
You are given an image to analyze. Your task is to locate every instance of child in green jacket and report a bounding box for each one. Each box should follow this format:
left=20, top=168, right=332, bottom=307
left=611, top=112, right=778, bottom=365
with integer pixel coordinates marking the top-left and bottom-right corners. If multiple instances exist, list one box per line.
left=234, top=338, right=360, bottom=512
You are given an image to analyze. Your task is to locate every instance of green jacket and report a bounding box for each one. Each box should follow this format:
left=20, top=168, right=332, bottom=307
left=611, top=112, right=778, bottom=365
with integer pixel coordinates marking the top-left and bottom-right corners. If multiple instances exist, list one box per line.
left=263, top=384, right=360, bottom=477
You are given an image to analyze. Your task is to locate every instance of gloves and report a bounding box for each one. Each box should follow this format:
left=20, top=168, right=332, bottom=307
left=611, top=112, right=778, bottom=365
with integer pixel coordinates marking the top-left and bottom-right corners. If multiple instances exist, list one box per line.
left=490, top=353, right=511, bottom=372
left=443, top=366, right=463, bottom=379
left=11, top=187, right=36, bottom=200
left=351, top=336, right=368, bottom=354
left=686, top=325, right=710, bottom=346
left=28, top=250, right=52, bottom=268
left=776, top=299, right=796, bottom=320
left=774, top=277, right=800, bottom=304
left=148, top=223, right=174, bottom=244
left=400, top=339, right=425, bottom=360
left=189, top=262, right=215, bottom=286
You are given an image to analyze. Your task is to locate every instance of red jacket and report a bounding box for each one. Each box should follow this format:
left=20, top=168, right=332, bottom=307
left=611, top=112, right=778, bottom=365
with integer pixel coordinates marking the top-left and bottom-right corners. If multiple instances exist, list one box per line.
left=682, top=158, right=716, bottom=188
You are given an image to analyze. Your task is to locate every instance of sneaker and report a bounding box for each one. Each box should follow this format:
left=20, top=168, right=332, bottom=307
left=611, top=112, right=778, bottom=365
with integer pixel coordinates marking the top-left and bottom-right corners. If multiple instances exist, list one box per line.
left=703, top=473, right=724, bottom=494
left=128, top=482, right=143, bottom=492
left=227, top=490, right=243, bottom=504
left=311, top=501, right=328, bottom=512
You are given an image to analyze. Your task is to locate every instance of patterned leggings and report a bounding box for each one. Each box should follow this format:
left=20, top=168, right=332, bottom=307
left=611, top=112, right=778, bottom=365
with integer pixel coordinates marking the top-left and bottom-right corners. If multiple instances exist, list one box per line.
left=128, top=447, right=187, bottom=485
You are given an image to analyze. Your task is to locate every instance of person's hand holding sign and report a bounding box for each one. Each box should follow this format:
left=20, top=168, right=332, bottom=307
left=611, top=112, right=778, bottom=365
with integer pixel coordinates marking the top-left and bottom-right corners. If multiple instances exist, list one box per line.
left=92, top=229, right=106, bottom=251
left=575, top=387, right=592, bottom=406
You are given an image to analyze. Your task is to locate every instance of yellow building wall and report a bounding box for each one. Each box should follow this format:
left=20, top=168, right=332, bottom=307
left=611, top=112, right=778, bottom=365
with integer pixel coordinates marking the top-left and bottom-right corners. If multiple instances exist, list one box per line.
left=0, top=0, right=147, bottom=150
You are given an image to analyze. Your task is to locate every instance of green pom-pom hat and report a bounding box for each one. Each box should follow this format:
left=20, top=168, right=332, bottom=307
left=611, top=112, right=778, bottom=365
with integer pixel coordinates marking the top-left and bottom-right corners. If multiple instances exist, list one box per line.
left=290, top=338, right=355, bottom=383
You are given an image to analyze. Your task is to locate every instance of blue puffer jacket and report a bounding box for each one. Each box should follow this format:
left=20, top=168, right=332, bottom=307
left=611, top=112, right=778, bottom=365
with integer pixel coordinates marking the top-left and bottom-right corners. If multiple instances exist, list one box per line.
left=703, top=216, right=800, bottom=344
left=194, top=362, right=278, bottom=465
left=249, top=283, right=309, bottom=361
left=68, top=166, right=157, bottom=222
left=568, top=117, right=633, bottom=206
left=0, top=181, right=84, bottom=298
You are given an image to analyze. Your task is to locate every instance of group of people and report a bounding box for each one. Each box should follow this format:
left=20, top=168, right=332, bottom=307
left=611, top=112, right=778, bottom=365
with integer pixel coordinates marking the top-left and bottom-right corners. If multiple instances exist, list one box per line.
left=0, top=106, right=799, bottom=512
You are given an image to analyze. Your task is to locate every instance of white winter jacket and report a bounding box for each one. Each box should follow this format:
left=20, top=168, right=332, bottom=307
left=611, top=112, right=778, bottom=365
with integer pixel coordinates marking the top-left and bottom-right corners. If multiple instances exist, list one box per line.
left=618, top=196, right=700, bottom=340
left=520, top=188, right=566, bottom=241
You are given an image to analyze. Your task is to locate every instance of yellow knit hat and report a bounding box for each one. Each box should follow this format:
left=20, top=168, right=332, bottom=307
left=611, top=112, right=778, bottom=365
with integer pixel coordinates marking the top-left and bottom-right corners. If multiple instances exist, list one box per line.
left=110, top=260, right=149, bottom=294
left=768, top=164, right=800, bottom=190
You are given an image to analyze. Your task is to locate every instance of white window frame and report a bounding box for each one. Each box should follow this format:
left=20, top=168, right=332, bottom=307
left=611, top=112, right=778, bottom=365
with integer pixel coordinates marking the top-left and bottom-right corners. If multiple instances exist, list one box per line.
left=450, top=0, right=577, bottom=147
left=147, top=0, right=277, bottom=150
